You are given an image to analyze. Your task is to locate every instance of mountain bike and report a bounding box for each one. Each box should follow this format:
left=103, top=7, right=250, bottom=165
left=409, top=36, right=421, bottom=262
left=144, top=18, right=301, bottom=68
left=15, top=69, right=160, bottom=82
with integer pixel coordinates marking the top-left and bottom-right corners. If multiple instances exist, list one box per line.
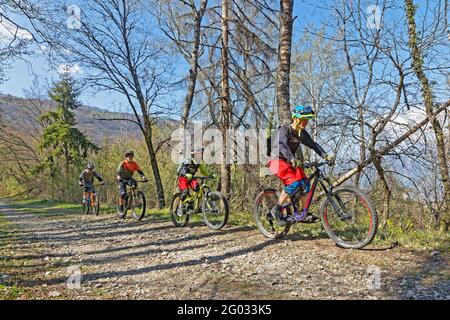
left=170, top=176, right=229, bottom=230
left=117, top=179, right=147, bottom=220
left=254, top=161, right=378, bottom=249
left=80, top=183, right=101, bottom=216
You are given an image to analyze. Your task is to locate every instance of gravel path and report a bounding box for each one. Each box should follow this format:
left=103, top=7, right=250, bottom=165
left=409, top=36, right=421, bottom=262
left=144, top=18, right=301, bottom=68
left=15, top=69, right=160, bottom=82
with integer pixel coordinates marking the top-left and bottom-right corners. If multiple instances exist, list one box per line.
left=0, top=201, right=448, bottom=300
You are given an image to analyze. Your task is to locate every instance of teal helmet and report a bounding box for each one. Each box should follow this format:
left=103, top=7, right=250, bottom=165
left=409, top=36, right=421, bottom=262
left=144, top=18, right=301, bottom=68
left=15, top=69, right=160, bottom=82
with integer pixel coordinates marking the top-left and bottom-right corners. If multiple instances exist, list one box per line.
left=292, top=105, right=315, bottom=120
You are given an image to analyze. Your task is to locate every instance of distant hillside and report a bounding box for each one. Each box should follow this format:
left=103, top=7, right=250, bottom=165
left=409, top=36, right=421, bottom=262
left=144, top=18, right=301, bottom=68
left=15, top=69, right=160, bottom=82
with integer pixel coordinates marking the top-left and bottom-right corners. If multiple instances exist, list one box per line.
left=0, top=94, right=177, bottom=145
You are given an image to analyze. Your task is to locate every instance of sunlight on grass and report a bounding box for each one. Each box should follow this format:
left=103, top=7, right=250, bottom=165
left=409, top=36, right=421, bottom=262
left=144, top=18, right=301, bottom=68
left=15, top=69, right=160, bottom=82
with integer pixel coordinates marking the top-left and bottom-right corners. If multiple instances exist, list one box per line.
left=227, top=211, right=255, bottom=227
left=8, top=198, right=81, bottom=218
left=0, top=284, right=25, bottom=300
left=146, top=208, right=171, bottom=221
left=375, top=225, right=450, bottom=251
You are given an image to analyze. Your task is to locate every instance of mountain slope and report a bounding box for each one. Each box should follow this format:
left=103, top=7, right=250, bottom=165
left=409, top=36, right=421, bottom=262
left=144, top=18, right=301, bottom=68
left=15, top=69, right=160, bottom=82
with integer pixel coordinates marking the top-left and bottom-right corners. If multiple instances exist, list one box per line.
left=0, top=94, right=176, bottom=145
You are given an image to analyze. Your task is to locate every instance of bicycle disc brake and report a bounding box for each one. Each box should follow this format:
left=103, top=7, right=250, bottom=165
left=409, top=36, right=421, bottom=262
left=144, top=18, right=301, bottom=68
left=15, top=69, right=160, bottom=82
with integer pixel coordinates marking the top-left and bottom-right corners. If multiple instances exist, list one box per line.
left=340, top=212, right=354, bottom=221
left=176, top=205, right=186, bottom=217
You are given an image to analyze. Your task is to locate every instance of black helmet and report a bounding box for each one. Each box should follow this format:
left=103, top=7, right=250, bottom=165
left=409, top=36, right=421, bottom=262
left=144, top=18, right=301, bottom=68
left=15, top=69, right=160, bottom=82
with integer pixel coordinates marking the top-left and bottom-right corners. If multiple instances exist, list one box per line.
left=125, top=150, right=135, bottom=158
left=86, top=162, right=95, bottom=170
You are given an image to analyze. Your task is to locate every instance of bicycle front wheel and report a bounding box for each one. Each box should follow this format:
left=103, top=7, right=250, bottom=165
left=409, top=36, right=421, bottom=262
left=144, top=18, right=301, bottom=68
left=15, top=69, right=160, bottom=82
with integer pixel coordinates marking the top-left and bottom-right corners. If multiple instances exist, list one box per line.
left=83, top=202, right=90, bottom=215
left=117, top=196, right=128, bottom=219
left=253, top=189, right=291, bottom=239
left=320, top=186, right=378, bottom=249
left=202, top=191, right=229, bottom=230
left=131, top=191, right=146, bottom=220
left=170, top=193, right=190, bottom=227
left=92, top=193, right=100, bottom=216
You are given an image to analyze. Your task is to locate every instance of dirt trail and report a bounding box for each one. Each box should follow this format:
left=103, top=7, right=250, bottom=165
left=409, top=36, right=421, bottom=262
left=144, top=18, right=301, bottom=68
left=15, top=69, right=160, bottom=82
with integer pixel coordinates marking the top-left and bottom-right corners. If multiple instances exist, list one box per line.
left=0, top=201, right=448, bottom=300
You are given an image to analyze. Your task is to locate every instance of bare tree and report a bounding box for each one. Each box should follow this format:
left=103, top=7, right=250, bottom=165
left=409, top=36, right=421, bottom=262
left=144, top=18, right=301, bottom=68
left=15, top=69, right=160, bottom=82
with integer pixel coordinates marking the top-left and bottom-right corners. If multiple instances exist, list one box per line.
left=0, top=0, right=63, bottom=64
left=155, top=0, right=209, bottom=130
left=59, top=0, right=172, bottom=208
left=404, top=0, right=450, bottom=230
left=329, top=101, right=450, bottom=188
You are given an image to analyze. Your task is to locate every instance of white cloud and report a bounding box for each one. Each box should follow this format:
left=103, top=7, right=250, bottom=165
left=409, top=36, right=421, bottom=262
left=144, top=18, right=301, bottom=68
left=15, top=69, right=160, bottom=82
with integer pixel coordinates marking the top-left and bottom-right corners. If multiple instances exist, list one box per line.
left=377, top=106, right=449, bottom=150
left=37, top=44, right=49, bottom=54
left=57, top=63, right=83, bottom=75
left=392, top=108, right=427, bottom=127
left=0, top=20, right=33, bottom=41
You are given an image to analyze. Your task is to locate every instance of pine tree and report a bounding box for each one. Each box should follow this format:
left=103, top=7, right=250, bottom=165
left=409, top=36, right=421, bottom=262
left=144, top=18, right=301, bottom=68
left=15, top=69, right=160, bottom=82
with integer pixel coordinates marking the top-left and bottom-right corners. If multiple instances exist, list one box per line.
left=37, top=75, right=99, bottom=171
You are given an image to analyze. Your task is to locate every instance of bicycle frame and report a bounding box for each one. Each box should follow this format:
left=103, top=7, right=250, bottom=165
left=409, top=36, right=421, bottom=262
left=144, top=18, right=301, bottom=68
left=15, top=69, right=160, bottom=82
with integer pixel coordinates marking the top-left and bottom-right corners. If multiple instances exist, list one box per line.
left=82, top=187, right=100, bottom=215
left=84, top=192, right=96, bottom=206
left=116, top=179, right=147, bottom=220
left=82, top=184, right=97, bottom=207
left=123, top=180, right=141, bottom=208
left=182, top=177, right=211, bottom=212
left=282, top=163, right=335, bottom=223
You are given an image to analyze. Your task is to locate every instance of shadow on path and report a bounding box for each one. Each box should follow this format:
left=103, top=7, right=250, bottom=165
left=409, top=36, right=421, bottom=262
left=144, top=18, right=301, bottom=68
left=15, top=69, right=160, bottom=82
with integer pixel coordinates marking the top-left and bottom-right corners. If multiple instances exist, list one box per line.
left=388, top=252, right=450, bottom=300
left=23, top=238, right=280, bottom=287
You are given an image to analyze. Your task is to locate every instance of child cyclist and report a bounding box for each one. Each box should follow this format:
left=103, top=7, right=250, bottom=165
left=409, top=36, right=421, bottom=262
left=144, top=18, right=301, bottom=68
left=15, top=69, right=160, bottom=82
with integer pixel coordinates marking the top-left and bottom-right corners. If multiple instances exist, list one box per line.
left=79, top=162, right=105, bottom=204
left=268, top=105, right=334, bottom=225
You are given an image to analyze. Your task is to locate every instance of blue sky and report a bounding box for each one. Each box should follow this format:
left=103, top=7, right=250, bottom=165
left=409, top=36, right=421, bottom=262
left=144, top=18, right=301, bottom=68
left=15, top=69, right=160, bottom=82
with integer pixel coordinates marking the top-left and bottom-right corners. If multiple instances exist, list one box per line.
left=0, top=1, right=326, bottom=110
left=0, top=0, right=440, bottom=111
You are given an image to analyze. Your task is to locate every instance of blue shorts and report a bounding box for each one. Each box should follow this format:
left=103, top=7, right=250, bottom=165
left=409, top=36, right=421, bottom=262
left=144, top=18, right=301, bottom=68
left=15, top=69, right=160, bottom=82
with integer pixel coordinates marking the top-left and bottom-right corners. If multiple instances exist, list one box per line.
left=284, top=178, right=310, bottom=196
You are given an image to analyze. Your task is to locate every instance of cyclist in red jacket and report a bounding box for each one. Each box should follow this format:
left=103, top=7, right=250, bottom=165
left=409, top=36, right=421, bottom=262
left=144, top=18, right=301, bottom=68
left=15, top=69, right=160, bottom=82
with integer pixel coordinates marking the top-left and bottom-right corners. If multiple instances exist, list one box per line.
left=116, top=150, right=147, bottom=212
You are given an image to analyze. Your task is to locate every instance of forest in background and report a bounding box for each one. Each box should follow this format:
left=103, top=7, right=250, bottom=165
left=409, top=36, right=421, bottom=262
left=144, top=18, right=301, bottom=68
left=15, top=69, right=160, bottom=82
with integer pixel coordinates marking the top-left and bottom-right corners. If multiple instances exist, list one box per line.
left=0, top=0, right=449, bottom=237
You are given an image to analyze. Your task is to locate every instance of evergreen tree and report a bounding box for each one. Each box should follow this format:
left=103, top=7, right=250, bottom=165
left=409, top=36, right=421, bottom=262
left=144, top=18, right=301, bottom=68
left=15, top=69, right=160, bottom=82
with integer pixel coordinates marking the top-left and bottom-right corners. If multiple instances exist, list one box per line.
left=38, top=74, right=99, bottom=171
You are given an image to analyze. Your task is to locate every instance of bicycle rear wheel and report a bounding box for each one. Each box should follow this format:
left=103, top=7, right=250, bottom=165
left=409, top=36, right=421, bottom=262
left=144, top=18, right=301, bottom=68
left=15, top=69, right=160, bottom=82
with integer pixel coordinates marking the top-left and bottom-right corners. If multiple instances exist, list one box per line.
left=320, top=186, right=378, bottom=249
left=202, top=191, right=229, bottom=230
left=253, top=189, right=291, bottom=239
left=131, top=191, right=146, bottom=220
left=170, top=193, right=190, bottom=227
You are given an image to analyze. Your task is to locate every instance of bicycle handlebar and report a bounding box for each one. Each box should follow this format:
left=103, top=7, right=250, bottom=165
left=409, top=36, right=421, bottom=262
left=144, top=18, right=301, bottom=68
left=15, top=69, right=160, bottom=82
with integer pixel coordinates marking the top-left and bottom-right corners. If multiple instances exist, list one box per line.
left=80, top=182, right=106, bottom=187
left=302, top=161, right=328, bottom=169
left=192, top=176, right=215, bottom=180
left=117, top=179, right=148, bottom=183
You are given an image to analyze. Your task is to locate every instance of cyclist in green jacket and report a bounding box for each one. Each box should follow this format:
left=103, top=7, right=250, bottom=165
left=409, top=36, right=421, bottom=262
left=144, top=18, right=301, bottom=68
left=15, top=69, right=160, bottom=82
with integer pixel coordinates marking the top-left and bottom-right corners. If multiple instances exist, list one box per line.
left=177, top=147, right=215, bottom=203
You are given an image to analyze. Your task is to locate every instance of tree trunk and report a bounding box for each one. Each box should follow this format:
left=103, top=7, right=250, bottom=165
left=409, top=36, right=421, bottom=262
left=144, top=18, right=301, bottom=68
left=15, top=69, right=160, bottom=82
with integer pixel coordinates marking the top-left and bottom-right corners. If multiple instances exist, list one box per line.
left=276, top=0, right=294, bottom=124
left=220, top=0, right=232, bottom=198
left=144, top=128, right=166, bottom=209
left=180, top=0, right=208, bottom=130
left=142, top=115, right=165, bottom=209
left=354, top=105, right=366, bottom=187
left=373, top=156, right=392, bottom=229
left=405, top=0, right=450, bottom=230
